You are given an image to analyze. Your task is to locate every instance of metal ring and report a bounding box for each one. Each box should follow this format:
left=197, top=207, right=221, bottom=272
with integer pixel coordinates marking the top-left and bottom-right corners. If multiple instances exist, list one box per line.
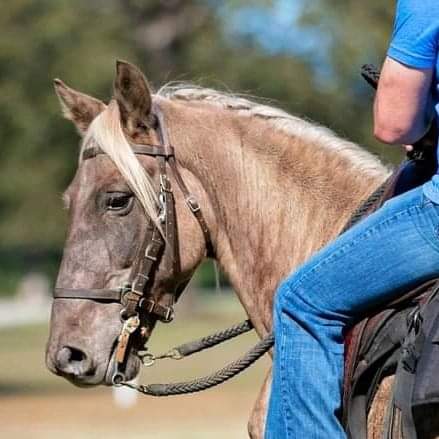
left=119, top=308, right=129, bottom=322
left=120, top=308, right=139, bottom=323
left=162, top=308, right=175, bottom=323
left=112, top=372, right=125, bottom=386
left=141, top=353, right=155, bottom=367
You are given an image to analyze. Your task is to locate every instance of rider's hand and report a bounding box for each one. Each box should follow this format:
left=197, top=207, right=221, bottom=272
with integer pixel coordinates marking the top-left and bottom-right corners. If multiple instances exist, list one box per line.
left=403, top=144, right=414, bottom=152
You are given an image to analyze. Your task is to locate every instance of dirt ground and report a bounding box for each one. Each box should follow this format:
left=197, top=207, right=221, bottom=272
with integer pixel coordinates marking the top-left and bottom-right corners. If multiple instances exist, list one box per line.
left=0, top=390, right=257, bottom=438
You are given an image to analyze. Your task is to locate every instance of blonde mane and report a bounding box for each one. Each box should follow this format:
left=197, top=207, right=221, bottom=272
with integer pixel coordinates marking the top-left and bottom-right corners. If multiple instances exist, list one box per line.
left=83, top=86, right=387, bottom=227
left=83, top=100, right=160, bottom=226
left=158, top=84, right=387, bottom=177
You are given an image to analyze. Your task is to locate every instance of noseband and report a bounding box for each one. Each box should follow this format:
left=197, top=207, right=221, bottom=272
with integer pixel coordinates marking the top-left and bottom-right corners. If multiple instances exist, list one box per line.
left=53, top=106, right=213, bottom=383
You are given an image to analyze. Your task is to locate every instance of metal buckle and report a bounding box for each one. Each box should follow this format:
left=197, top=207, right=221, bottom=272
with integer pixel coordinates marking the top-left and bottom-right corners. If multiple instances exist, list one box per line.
left=145, top=253, right=158, bottom=262
left=140, top=298, right=174, bottom=323
left=163, top=307, right=175, bottom=323
left=141, top=298, right=156, bottom=314
left=408, top=308, right=423, bottom=334
left=119, top=283, right=132, bottom=295
left=160, top=174, right=172, bottom=192
left=186, top=195, right=200, bottom=213
left=112, top=371, right=126, bottom=386
left=158, top=192, right=167, bottom=223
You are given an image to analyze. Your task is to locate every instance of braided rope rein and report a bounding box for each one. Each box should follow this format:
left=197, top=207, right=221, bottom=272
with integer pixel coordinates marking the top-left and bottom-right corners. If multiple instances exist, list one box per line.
left=119, top=317, right=274, bottom=396
left=125, top=333, right=274, bottom=396
left=140, top=319, right=254, bottom=365
left=341, top=176, right=392, bottom=234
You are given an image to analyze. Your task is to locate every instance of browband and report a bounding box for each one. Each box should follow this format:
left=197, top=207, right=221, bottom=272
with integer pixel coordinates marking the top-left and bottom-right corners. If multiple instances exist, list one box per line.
left=82, top=144, right=175, bottom=161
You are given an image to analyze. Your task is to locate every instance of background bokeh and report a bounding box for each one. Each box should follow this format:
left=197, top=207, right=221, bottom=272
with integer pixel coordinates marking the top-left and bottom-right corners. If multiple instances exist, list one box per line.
left=0, top=0, right=398, bottom=437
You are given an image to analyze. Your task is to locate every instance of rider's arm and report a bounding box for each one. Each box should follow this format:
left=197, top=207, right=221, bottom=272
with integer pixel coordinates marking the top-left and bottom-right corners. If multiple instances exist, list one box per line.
left=373, top=58, right=434, bottom=145
left=373, top=0, right=438, bottom=146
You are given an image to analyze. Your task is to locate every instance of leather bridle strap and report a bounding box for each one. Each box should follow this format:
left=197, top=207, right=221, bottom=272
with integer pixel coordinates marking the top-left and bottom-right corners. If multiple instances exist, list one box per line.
left=153, top=105, right=213, bottom=257
left=53, top=285, right=176, bottom=322
left=82, top=144, right=175, bottom=160
left=167, top=156, right=213, bottom=257
left=54, top=288, right=122, bottom=301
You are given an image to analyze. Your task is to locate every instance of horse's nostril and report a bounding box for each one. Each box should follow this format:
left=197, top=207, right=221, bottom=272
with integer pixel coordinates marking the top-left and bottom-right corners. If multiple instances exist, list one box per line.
left=56, top=346, right=92, bottom=377
left=68, top=346, right=86, bottom=363
left=58, top=346, right=86, bottom=364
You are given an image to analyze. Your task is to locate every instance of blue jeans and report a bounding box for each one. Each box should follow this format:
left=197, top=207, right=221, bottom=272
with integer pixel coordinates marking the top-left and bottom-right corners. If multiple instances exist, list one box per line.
left=265, top=185, right=439, bottom=439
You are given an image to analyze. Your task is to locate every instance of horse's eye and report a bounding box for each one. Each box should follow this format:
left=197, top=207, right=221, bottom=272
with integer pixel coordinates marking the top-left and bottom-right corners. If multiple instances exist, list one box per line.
left=105, top=192, right=134, bottom=213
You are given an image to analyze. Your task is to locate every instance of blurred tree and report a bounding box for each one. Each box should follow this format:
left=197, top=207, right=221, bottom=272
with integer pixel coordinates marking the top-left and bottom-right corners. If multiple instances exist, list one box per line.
left=0, top=0, right=143, bottom=295
left=118, top=0, right=334, bottom=150
left=120, top=0, right=400, bottom=161
left=0, top=0, right=136, bottom=247
left=297, top=0, right=397, bottom=159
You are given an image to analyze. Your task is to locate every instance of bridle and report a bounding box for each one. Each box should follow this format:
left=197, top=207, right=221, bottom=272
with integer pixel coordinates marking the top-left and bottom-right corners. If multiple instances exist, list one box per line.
left=53, top=105, right=213, bottom=384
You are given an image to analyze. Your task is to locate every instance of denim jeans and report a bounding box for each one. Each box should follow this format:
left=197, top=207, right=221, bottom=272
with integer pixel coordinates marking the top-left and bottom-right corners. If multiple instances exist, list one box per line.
left=265, top=185, right=439, bottom=439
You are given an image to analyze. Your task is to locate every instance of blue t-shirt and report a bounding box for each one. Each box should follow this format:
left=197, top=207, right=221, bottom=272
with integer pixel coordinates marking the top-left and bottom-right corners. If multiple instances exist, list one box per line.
left=387, top=0, right=439, bottom=202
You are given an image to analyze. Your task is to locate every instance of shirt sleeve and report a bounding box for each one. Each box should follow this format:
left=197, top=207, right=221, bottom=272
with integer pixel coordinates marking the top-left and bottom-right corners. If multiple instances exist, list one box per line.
left=388, top=0, right=439, bottom=69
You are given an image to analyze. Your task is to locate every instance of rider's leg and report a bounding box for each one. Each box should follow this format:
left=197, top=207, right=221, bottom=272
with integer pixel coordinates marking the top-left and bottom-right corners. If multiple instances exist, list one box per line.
left=265, top=185, right=439, bottom=439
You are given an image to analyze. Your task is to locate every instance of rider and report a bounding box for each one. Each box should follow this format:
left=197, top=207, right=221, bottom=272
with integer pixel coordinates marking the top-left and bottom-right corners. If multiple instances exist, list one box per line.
left=265, top=1, right=439, bottom=438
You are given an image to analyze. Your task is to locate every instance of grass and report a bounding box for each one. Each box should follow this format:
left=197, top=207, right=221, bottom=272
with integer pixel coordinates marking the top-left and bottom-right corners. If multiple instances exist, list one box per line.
left=0, top=293, right=270, bottom=438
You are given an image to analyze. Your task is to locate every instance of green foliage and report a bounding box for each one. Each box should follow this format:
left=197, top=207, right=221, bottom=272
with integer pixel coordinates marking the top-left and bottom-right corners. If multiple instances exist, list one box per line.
left=0, top=0, right=137, bottom=247
left=298, top=0, right=398, bottom=160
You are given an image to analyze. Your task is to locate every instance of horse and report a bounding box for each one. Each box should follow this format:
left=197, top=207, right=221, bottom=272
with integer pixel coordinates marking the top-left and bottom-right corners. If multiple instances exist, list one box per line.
left=46, top=60, right=430, bottom=438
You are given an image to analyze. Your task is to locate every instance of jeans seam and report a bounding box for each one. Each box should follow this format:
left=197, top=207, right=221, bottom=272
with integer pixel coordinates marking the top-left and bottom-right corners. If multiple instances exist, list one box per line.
left=411, top=208, right=439, bottom=253
left=278, top=318, right=294, bottom=439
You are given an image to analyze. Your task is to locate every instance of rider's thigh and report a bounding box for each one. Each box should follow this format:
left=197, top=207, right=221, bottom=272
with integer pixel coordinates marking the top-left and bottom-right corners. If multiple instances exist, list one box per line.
left=278, top=186, right=439, bottom=321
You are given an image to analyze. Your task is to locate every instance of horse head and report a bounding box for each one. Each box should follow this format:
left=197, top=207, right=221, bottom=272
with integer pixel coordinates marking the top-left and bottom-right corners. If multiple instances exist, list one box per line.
left=45, top=61, right=212, bottom=386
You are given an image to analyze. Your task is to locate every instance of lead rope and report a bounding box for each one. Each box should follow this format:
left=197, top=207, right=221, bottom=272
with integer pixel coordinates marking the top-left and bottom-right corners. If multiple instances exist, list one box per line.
left=126, top=333, right=274, bottom=397
left=118, top=319, right=274, bottom=396
left=139, top=319, right=254, bottom=365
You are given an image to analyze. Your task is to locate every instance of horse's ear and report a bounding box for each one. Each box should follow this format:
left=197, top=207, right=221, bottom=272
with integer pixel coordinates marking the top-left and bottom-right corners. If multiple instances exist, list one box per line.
left=53, top=79, right=106, bottom=135
left=113, top=60, right=153, bottom=132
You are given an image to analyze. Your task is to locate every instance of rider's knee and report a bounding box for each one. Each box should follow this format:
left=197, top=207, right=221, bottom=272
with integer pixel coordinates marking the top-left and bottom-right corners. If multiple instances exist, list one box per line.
left=274, top=276, right=311, bottom=317
left=275, top=269, right=340, bottom=325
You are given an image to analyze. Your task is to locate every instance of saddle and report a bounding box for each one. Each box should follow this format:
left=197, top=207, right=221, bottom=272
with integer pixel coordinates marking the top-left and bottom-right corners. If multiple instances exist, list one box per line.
left=343, top=151, right=439, bottom=438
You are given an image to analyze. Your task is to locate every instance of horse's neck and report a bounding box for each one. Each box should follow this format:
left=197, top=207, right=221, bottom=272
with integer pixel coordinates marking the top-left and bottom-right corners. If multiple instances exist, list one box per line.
left=164, top=99, right=388, bottom=334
